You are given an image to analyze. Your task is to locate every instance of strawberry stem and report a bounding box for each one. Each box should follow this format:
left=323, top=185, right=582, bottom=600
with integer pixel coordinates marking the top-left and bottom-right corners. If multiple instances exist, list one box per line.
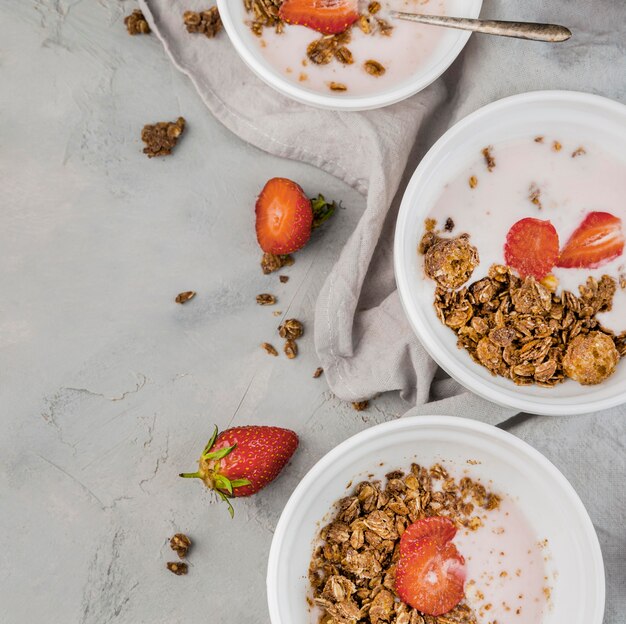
left=179, top=471, right=203, bottom=479
left=310, top=194, right=338, bottom=229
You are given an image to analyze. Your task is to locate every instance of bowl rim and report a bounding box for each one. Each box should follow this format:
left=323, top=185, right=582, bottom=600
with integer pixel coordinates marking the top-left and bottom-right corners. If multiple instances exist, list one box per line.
left=216, top=0, right=483, bottom=111
left=266, top=415, right=605, bottom=624
left=393, top=90, right=626, bottom=416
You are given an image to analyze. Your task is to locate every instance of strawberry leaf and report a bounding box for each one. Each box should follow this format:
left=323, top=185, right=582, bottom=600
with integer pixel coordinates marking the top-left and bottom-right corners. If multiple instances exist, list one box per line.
left=204, top=444, right=236, bottom=461
left=215, top=475, right=233, bottom=494
left=230, top=479, right=252, bottom=488
left=201, top=425, right=219, bottom=457
left=217, top=491, right=235, bottom=519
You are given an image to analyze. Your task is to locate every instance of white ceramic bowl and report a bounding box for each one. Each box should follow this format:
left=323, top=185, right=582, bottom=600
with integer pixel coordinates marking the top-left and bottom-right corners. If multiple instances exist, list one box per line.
left=267, top=416, right=604, bottom=624
left=394, top=91, right=626, bottom=416
left=216, top=0, right=482, bottom=111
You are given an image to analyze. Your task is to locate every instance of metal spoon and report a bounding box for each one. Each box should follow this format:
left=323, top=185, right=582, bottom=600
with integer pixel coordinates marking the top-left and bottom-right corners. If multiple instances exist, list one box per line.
left=389, top=11, right=572, bottom=42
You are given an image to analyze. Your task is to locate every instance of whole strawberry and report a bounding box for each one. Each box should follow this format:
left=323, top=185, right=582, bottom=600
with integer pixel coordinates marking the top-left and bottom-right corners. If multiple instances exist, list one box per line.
left=255, top=177, right=337, bottom=255
left=180, top=425, right=299, bottom=517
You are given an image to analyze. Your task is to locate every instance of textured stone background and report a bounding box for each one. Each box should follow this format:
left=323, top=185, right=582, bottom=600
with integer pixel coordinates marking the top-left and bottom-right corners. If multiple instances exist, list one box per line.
left=2, top=2, right=624, bottom=623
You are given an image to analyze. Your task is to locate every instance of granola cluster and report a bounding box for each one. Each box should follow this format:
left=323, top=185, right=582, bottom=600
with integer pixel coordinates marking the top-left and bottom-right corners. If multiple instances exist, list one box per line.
left=310, top=464, right=501, bottom=624
left=141, top=117, right=186, bottom=158
left=183, top=7, right=222, bottom=38
left=244, top=0, right=284, bottom=36
left=430, top=258, right=624, bottom=387
left=124, top=9, right=150, bottom=35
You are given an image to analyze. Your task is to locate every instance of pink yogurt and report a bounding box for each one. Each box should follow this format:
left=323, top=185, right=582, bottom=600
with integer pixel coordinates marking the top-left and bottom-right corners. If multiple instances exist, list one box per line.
left=251, top=0, right=449, bottom=96
left=426, top=137, right=626, bottom=334
left=455, top=495, right=548, bottom=624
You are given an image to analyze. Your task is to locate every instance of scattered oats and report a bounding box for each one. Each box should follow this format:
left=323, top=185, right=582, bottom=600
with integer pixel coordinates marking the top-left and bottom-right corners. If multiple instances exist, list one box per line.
left=261, top=342, right=279, bottom=356
left=313, top=367, right=324, bottom=378
left=358, top=14, right=372, bottom=33
left=364, top=59, right=385, bottom=76
left=528, top=183, right=542, bottom=209
left=284, top=339, right=298, bottom=359
left=469, top=175, right=478, bottom=189
left=183, top=7, right=222, bottom=38
left=141, top=117, right=186, bottom=158
left=368, top=1, right=381, bottom=14
left=256, top=293, right=276, bottom=305
left=482, top=146, right=496, bottom=171
left=376, top=18, right=394, bottom=36
left=552, top=140, right=562, bottom=152
left=329, top=81, right=348, bottom=92
left=279, top=275, right=290, bottom=283
left=279, top=318, right=304, bottom=340
left=351, top=400, right=369, bottom=411
left=261, top=252, right=294, bottom=274
left=335, top=46, right=354, bottom=65
left=444, top=217, right=455, bottom=232
left=534, top=136, right=544, bottom=143
left=166, top=561, right=188, bottom=575
left=124, top=9, right=150, bottom=35
left=175, top=290, right=196, bottom=304
left=169, top=533, right=191, bottom=559
left=572, top=146, right=586, bottom=158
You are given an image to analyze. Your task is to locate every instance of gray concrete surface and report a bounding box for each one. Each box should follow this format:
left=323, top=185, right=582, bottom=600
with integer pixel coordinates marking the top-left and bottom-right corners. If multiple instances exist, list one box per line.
left=0, top=2, right=408, bottom=622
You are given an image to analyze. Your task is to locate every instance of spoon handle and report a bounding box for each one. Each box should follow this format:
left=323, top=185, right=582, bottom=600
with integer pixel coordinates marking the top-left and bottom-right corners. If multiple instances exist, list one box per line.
left=389, top=11, right=572, bottom=42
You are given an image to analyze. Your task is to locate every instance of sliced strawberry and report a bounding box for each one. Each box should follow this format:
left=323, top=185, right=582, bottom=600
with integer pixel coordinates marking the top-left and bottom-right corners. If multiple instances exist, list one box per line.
left=557, top=211, right=624, bottom=269
left=504, top=217, right=560, bottom=279
left=279, top=0, right=359, bottom=35
left=400, top=516, right=457, bottom=557
left=396, top=538, right=466, bottom=617
left=255, top=177, right=313, bottom=255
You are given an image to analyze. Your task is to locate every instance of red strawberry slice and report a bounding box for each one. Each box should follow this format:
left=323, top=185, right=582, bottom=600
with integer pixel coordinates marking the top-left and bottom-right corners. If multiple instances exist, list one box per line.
left=256, top=177, right=314, bottom=254
left=396, top=537, right=466, bottom=617
left=279, top=0, right=359, bottom=35
left=504, top=217, right=560, bottom=279
left=400, top=516, right=457, bottom=557
left=557, top=211, right=624, bottom=269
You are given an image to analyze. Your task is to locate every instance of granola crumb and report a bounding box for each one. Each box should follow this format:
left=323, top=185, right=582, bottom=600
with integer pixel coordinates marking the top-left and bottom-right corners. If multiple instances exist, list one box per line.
left=313, top=367, right=324, bottom=378
left=279, top=275, right=290, bottom=283
left=368, top=1, right=381, bottom=14
left=528, top=183, right=542, bottom=209
left=124, top=9, right=150, bottom=35
left=329, top=81, right=348, bottom=92
left=364, top=59, right=385, bottom=77
left=351, top=400, right=369, bottom=411
left=552, top=140, right=562, bottom=152
left=298, top=72, right=308, bottom=82
left=273, top=310, right=282, bottom=317
left=482, top=146, right=496, bottom=172
left=376, top=17, right=393, bottom=36
left=175, top=290, right=196, bottom=304
left=261, top=342, right=278, bottom=356
left=141, top=117, right=185, bottom=158
left=278, top=318, right=304, bottom=340
left=534, top=136, right=544, bottom=143
left=284, top=339, right=298, bottom=359
left=469, top=175, right=478, bottom=189
left=572, top=146, right=586, bottom=158
left=166, top=561, right=188, bottom=576
left=183, top=7, right=222, bottom=38
left=169, top=533, right=191, bottom=559
left=261, top=252, right=294, bottom=274
left=256, top=293, right=276, bottom=305
left=444, top=217, right=455, bottom=232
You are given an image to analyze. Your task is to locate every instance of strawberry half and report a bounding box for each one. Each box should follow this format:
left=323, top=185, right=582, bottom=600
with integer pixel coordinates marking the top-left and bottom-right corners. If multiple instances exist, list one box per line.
left=279, top=0, right=359, bottom=35
left=557, top=211, right=624, bottom=269
left=504, top=217, right=560, bottom=279
left=255, top=177, right=336, bottom=255
left=180, top=425, right=299, bottom=517
left=400, top=516, right=457, bottom=558
left=396, top=537, right=466, bottom=617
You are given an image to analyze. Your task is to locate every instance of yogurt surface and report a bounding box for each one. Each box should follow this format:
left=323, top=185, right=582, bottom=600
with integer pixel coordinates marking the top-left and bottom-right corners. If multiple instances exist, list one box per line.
left=250, top=0, right=449, bottom=95
left=425, top=137, right=626, bottom=333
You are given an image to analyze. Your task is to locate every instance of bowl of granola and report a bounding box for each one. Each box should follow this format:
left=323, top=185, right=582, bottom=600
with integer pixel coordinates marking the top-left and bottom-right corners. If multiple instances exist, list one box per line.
left=394, top=90, right=626, bottom=415
left=266, top=416, right=604, bottom=624
left=216, top=0, right=482, bottom=110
